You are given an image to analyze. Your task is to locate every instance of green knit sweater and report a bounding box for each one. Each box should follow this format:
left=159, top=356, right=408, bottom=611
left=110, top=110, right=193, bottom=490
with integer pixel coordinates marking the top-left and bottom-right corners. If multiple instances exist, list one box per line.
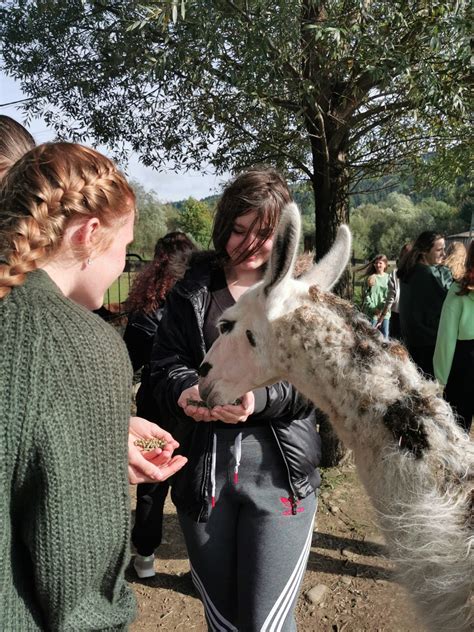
left=0, top=270, right=136, bottom=630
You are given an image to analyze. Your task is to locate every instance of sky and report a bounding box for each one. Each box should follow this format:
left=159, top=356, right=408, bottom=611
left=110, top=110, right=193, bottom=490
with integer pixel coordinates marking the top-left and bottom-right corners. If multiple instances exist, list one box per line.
left=0, top=72, right=226, bottom=202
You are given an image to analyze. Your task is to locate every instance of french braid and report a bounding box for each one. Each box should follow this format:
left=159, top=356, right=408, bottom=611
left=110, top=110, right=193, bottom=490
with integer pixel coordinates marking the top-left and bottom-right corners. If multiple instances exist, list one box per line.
left=0, top=142, right=134, bottom=299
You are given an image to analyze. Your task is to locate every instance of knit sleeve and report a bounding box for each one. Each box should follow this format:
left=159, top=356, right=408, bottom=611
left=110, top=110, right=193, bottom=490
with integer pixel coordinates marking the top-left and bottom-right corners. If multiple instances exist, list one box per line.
left=433, top=285, right=461, bottom=386
left=14, top=305, right=135, bottom=630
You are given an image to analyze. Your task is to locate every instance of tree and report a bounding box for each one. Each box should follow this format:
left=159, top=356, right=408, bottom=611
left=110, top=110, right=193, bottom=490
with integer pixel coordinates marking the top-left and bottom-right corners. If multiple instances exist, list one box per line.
left=174, top=197, right=213, bottom=247
left=2, top=1, right=470, bottom=465
left=130, top=180, right=175, bottom=257
left=1, top=1, right=470, bottom=288
left=350, top=191, right=466, bottom=260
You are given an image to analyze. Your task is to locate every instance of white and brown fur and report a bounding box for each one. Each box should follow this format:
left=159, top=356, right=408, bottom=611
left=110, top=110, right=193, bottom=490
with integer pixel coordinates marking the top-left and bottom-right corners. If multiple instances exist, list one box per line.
left=199, top=203, right=473, bottom=632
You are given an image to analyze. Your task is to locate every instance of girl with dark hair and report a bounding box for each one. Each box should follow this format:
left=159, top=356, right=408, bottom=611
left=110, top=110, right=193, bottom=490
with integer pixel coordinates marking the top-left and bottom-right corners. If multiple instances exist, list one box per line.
left=123, top=231, right=197, bottom=578
left=150, top=167, right=321, bottom=631
left=398, top=231, right=452, bottom=377
left=359, top=254, right=390, bottom=338
left=434, top=240, right=474, bottom=433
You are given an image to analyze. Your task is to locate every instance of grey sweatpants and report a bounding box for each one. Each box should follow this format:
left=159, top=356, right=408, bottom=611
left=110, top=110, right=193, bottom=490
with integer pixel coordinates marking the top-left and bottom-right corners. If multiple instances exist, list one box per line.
left=178, top=425, right=317, bottom=632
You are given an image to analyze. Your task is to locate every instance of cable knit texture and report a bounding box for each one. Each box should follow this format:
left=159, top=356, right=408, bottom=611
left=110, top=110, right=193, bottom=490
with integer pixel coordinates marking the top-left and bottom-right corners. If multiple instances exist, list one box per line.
left=0, top=269, right=135, bottom=630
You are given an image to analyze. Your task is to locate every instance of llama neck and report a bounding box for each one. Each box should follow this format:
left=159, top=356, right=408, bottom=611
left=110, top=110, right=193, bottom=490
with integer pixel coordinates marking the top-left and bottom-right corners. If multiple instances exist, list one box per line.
left=273, top=303, right=423, bottom=451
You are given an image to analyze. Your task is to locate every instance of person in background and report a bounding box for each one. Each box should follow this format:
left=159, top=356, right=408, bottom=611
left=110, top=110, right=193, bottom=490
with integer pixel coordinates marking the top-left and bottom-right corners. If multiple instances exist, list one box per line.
left=376, top=243, right=412, bottom=340
left=398, top=231, right=452, bottom=377
left=0, top=114, right=35, bottom=179
left=150, top=168, right=321, bottom=631
left=443, top=240, right=467, bottom=283
left=434, top=240, right=474, bottom=433
left=0, top=142, right=186, bottom=630
left=124, top=231, right=196, bottom=578
left=359, top=254, right=390, bottom=338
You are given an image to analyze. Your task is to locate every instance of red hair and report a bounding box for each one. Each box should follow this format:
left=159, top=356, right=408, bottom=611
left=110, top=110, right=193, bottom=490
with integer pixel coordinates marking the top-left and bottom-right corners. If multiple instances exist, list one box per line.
left=126, top=232, right=196, bottom=314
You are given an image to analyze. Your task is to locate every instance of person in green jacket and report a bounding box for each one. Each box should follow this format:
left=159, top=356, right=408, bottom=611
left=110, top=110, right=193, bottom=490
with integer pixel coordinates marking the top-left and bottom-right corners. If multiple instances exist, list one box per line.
left=398, top=231, right=452, bottom=378
left=434, top=240, right=474, bottom=433
left=359, top=254, right=390, bottom=338
left=0, top=142, right=186, bottom=630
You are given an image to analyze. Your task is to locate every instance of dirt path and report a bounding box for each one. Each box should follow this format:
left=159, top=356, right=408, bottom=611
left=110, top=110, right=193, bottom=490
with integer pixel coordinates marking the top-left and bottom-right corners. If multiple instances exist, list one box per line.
left=128, top=463, right=423, bottom=631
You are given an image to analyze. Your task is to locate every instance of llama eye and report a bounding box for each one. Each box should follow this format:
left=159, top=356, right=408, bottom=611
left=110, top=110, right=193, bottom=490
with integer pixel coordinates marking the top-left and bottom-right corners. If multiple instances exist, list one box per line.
left=246, top=330, right=256, bottom=347
left=219, top=320, right=235, bottom=334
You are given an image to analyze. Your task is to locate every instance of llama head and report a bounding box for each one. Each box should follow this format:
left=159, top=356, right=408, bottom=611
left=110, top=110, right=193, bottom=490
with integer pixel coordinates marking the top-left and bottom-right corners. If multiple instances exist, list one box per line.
left=198, top=202, right=352, bottom=406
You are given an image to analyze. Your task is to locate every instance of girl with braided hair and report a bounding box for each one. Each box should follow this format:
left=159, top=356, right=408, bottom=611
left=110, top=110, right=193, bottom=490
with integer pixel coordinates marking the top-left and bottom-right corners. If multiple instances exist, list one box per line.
left=123, top=231, right=196, bottom=578
left=0, top=142, right=186, bottom=630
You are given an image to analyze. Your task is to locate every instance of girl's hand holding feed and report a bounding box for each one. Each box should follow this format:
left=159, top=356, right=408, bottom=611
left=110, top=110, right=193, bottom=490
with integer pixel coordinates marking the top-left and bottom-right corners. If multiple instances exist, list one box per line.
left=178, top=386, right=255, bottom=424
left=178, top=384, right=215, bottom=422
left=128, top=416, right=187, bottom=484
left=210, top=391, right=255, bottom=424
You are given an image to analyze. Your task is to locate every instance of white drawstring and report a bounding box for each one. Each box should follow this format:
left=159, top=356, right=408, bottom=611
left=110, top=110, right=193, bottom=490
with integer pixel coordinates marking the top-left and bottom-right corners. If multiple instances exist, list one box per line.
left=209, top=431, right=243, bottom=510
left=210, top=433, right=217, bottom=508
left=233, top=432, right=242, bottom=484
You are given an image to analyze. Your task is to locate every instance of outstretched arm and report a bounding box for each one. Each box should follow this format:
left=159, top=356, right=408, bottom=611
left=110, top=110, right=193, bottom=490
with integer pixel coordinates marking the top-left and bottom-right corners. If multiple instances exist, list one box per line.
left=128, top=416, right=187, bottom=484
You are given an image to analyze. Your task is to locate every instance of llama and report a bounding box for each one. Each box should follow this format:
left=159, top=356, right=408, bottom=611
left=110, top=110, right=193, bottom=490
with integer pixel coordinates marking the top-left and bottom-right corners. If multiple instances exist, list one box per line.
left=198, top=203, right=473, bottom=632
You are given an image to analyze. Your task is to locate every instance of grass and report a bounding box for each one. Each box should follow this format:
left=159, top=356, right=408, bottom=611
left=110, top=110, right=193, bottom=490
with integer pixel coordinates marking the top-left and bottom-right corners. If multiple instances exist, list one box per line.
left=104, top=272, right=137, bottom=307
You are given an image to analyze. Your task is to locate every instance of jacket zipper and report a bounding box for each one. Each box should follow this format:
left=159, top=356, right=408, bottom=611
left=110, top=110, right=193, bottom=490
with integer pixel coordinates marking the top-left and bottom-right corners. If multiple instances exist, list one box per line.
left=269, top=423, right=299, bottom=515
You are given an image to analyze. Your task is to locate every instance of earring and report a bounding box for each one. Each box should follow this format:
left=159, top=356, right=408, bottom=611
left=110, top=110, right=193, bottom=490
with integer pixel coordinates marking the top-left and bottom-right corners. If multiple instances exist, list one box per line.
left=87, top=257, right=93, bottom=266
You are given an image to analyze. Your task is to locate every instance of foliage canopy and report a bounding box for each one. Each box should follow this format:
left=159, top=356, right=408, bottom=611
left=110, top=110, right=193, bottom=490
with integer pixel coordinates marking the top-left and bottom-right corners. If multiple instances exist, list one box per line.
left=1, top=0, right=470, bottom=266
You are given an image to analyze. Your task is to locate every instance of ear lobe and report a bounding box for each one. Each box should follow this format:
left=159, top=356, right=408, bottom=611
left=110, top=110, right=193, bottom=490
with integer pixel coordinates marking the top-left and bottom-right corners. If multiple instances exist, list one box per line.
left=300, top=224, right=352, bottom=291
left=263, top=202, right=301, bottom=297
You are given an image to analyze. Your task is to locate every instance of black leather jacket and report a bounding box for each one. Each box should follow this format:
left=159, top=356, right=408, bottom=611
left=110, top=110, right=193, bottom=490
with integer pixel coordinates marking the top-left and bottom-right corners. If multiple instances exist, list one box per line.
left=150, top=254, right=322, bottom=522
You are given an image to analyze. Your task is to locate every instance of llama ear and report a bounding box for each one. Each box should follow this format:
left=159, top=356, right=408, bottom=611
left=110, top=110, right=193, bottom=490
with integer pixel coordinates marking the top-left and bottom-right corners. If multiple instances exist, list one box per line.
left=263, top=202, right=301, bottom=297
left=300, top=224, right=352, bottom=290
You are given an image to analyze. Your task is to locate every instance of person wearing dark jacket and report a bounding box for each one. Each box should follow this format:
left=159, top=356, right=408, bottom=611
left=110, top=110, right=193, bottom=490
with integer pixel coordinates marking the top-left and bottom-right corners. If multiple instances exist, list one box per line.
left=124, top=231, right=196, bottom=578
left=398, top=231, right=452, bottom=377
left=150, top=168, right=321, bottom=632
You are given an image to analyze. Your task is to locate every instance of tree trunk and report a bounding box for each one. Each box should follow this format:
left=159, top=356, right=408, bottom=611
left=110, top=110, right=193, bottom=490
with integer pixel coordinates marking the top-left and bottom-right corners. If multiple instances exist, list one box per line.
left=309, top=138, right=351, bottom=466
left=300, top=0, right=351, bottom=465
left=311, top=142, right=352, bottom=299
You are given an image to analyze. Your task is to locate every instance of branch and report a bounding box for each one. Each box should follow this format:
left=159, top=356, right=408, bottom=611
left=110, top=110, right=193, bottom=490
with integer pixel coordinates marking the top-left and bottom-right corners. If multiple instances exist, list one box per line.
left=222, top=0, right=301, bottom=81
left=351, top=99, right=413, bottom=126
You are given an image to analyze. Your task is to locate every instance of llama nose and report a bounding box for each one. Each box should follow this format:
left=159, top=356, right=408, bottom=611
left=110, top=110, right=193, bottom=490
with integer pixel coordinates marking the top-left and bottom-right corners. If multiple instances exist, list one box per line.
left=199, top=362, right=213, bottom=377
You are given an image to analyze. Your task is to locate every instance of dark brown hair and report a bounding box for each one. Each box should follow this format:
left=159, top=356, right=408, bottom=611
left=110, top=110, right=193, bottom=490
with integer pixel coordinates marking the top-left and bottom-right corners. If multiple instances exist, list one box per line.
left=212, top=167, right=292, bottom=265
left=457, top=240, right=474, bottom=295
left=0, top=115, right=36, bottom=179
left=126, top=231, right=196, bottom=314
left=397, top=231, right=444, bottom=281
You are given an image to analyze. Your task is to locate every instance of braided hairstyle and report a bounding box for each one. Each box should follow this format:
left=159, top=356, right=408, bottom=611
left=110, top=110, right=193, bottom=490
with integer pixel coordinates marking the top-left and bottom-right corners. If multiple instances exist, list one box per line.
left=0, top=142, right=135, bottom=299
left=126, top=231, right=196, bottom=315
left=0, top=115, right=35, bottom=180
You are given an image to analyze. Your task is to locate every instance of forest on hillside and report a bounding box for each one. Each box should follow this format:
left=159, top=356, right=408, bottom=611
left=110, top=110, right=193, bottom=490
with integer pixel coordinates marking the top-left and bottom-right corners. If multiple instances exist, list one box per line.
left=130, top=175, right=471, bottom=261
